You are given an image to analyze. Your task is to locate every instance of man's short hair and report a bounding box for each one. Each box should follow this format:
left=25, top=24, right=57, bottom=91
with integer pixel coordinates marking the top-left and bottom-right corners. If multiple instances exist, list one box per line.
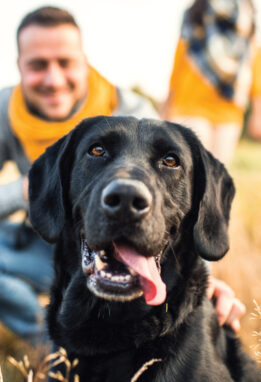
left=17, top=6, right=80, bottom=48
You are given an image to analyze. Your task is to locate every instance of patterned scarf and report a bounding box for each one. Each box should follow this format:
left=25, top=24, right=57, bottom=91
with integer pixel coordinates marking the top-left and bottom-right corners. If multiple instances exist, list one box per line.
left=182, top=0, right=254, bottom=100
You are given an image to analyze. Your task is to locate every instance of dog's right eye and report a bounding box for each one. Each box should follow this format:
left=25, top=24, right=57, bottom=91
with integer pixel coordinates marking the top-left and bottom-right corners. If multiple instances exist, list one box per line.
left=162, top=154, right=180, bottom=168
left=88, top=144, right=105, bottom=157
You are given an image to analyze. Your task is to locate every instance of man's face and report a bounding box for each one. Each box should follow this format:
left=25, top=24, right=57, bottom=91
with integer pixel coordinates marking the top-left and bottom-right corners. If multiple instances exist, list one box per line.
left=18, top=24, right=88, bottom=121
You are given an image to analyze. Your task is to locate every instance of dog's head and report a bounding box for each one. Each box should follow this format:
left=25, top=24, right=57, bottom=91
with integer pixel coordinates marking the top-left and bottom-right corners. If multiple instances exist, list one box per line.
left=29, top=116, right=235, bottom=306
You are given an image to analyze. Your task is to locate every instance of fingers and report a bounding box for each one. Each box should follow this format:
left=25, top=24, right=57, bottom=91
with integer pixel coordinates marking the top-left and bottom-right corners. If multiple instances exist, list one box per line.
left=225, top=298, right=246, bottom=332
left=207, top=276, right=246, bottom=332
left=214, top=280, right=235, bottom=326
left=23, top=175, right=29, bottom=202
left=206, top=276, right=216, bottom=299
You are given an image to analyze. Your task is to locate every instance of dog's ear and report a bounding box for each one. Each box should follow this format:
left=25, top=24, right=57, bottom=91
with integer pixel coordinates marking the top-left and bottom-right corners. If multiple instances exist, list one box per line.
left=29, top=133, right=74, bottom=243
left=29, top=116, right=107, bottom=243
left=193, top=147, right=235, bottom=261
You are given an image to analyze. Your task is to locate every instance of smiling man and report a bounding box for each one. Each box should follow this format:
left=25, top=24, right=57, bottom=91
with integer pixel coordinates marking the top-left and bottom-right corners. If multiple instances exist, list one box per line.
left=17, top=23, right=88, bottom=121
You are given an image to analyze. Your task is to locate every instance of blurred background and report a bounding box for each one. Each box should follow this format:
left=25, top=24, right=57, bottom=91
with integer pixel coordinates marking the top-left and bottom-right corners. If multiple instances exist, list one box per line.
left=0, top=0, right=260, bottom=381
left=1, top=0, right=259, bottom=102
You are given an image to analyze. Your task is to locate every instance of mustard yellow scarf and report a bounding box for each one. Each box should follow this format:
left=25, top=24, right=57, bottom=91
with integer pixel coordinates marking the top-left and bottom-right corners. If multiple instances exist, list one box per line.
left=9, top=66, right=118, bottom=162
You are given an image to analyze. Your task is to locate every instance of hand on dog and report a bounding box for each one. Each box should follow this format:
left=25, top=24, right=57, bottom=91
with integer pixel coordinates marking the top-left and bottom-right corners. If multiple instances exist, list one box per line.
left=23, top=176, right=29, bottom=202
left=207, top=276, right=246, bottom=332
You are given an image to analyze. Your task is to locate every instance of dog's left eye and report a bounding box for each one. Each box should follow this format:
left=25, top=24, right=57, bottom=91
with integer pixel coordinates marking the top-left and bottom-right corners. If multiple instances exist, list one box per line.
left=162, top=154, right=180, bottom=168
left=88, top=144, right=105, bottom=157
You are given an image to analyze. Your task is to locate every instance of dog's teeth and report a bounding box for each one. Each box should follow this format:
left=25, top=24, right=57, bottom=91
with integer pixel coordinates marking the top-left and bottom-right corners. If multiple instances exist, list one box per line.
left=98, top=270, right=132, bottom=282
left=95, top=255, right=106, bottom=271
left=100, top=270, right=106, bottom=277
left=99, top=250, right=106, bottom=256
left=128, top=267, right=136, bottom=276
left=111, top=275, right=119, bottom=282
left=99, top=270, right=112, bottom=279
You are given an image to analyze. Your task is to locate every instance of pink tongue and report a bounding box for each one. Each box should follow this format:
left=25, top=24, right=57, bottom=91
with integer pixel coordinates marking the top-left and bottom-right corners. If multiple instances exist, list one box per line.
left=114, top=245, right=166, bottom=305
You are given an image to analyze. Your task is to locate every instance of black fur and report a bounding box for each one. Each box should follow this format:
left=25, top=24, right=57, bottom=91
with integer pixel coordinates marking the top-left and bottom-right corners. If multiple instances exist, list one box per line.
left=29, top=116, right=261, bottom=381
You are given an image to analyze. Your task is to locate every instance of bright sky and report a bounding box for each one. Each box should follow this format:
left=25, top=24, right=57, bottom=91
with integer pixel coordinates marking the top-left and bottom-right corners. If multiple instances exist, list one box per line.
left=0, top=0, right=260, bottom=102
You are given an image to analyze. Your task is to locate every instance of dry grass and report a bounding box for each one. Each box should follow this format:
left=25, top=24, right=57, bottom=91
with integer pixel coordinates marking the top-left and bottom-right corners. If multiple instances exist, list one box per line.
left=7, top=347, right=79, bottom=382
left=0, top=139, right=260, bottom=380
left=251, top=300, right=261, bottom=363
left=0, top=325, right=50, bottom=382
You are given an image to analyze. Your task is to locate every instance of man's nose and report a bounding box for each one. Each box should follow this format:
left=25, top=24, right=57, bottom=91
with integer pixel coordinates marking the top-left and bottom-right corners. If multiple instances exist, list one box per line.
left=43, top=62, right=66, bottom=87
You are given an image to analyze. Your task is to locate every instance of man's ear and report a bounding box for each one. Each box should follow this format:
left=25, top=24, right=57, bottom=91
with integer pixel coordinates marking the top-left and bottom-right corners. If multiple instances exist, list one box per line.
left=193, top=147, right=235, bottom=261
left=17, top=57, right=21, bottom=74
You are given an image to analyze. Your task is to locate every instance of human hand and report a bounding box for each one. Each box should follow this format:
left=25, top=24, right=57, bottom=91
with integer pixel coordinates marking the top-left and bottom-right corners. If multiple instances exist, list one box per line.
left=23, top=176, right=29, bottom=202
left=207, top=276, right=246, bottom=332
left=247, top=98, right=261, bottom=141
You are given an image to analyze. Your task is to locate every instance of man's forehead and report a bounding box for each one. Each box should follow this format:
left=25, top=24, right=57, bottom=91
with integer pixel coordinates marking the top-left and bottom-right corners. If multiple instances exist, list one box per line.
left=18, top=24, right=83, bottom=56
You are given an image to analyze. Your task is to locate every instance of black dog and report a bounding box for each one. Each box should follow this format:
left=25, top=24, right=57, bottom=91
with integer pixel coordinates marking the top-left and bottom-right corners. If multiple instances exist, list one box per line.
left=29, top=116, right=261, bottom=381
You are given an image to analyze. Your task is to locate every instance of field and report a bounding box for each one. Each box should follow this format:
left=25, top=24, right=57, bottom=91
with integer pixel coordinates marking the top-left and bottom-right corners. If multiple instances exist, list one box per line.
left=213, top=139, right=261, bottom=357
left=0, top=138, right=260, bottom=381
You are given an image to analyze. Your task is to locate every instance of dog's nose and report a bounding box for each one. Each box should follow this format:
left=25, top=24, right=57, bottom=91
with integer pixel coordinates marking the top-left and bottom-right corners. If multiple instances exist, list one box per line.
left=101, top=179, right=152, bottom=219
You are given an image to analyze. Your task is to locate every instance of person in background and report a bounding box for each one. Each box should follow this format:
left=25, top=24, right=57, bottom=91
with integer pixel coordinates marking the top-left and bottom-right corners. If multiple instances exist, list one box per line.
left=247, top=44, right=261, bottom=140
left=162, top=0, right=256, bottom=166
left=0, top=5, right=244, bottom=345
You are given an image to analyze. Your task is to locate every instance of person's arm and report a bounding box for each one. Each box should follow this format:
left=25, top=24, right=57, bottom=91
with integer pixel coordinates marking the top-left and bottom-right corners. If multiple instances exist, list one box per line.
left=247, top=46, right=261, bottom=140
left=0, top=176, right=28, bottom=220
left=0, top=87, right=31, bottom=220
left=114, top=88, right=159, bottom=120
left=247, top=97, right=261, bottom=140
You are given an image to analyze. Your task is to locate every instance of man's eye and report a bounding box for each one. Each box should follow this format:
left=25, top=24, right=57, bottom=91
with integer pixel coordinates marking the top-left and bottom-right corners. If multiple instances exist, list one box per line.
left=88, top=144, right=105, bottom=157
left=162, top=154, right=180, bottom=168
left=59, top=59, right=72, bottom=68
left=28, top=61, right=47, bottom=71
